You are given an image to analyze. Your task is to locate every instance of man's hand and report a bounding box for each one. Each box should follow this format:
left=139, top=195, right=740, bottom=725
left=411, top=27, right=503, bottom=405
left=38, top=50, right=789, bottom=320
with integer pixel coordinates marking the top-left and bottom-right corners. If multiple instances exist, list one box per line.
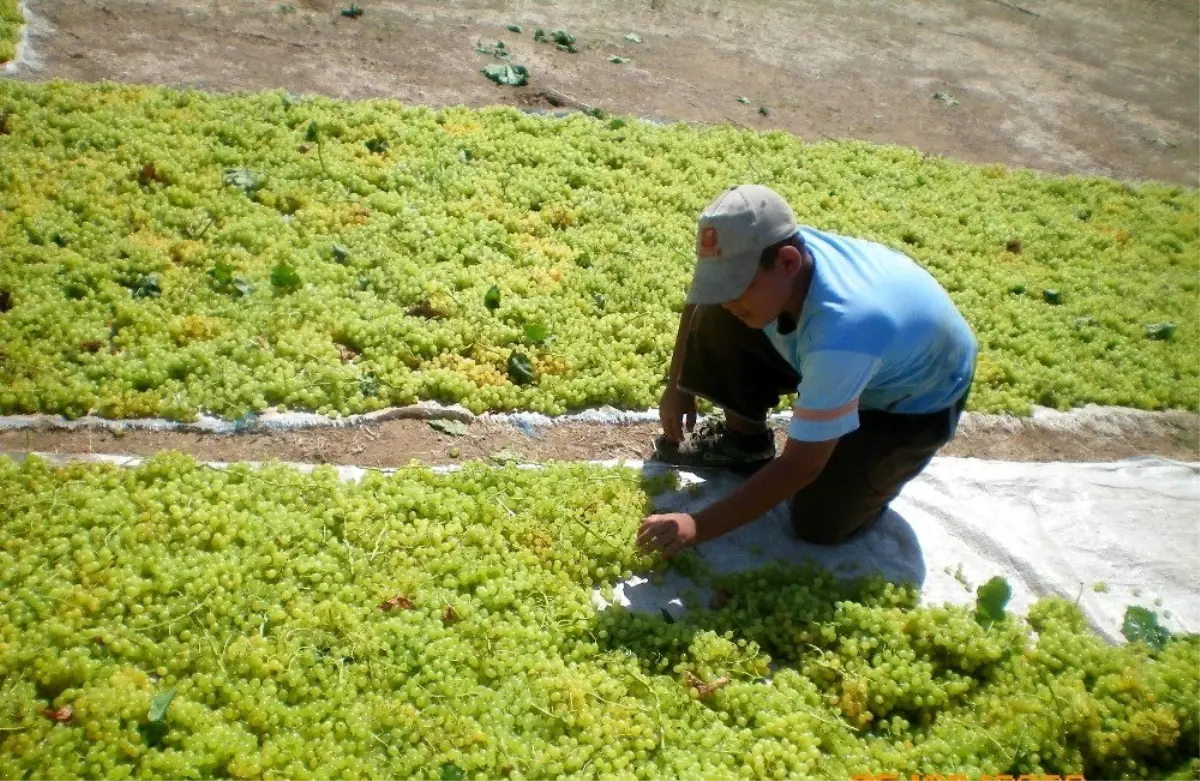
left=659, top=386, right=697, bottom=443
left=637, top=513, right=698, bottom=558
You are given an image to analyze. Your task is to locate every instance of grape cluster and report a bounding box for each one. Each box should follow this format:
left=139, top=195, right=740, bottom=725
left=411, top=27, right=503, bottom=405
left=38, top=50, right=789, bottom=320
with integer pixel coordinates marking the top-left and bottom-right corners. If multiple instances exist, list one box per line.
left=0, top=80, right=1195, bottom=421
left=1, top=454, right=1196, bottom=780
left=0, top=0, right=20, bottom=64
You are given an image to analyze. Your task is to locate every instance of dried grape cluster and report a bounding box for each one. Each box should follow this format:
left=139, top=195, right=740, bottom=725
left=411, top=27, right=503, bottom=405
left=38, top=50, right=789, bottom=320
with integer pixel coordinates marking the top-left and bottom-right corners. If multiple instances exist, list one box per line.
left=1, top=454, right=1196, bottom=780
left=0, top=81, right=1195, bottom=420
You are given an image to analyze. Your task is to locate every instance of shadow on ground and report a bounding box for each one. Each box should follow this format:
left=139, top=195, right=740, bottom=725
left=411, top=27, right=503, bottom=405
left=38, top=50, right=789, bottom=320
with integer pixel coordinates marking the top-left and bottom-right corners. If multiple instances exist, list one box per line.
left=613, top=461, right=927, bottom=621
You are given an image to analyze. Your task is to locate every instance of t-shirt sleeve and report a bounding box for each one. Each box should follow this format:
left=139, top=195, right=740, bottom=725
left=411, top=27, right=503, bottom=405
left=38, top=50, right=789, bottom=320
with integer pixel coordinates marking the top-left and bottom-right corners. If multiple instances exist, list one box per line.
left=788, top=350, right=881, bottom=442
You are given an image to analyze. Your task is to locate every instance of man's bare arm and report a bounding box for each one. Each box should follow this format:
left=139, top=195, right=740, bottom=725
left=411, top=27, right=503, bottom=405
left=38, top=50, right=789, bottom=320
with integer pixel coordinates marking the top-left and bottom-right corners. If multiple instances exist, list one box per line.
left=692, top=436, right=837, bottom=543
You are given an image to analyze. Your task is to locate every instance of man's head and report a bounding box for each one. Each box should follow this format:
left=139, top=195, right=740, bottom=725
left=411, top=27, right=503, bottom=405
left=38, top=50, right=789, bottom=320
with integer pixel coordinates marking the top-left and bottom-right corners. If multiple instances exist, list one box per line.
left=686, top=185, right=804, bottom=329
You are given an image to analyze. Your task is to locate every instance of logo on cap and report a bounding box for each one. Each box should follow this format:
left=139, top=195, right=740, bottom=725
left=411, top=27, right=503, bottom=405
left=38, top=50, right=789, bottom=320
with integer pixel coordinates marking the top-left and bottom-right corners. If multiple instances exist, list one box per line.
left=698, top=225, right=721, bottom=258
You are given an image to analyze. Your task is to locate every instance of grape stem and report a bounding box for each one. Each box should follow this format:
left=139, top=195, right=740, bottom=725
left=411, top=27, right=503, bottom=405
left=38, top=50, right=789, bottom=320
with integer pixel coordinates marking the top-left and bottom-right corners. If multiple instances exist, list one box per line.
left=315, top=135, right=328, bottom=177
left=367, top=526, right=389, bottom=561
left=186, top=216, right=214, bottom=239
left=626, top=667, right=667, bottom=751
left=140, top=588, right=215, bottom=630
left=528, top=702, right=564, bottom=724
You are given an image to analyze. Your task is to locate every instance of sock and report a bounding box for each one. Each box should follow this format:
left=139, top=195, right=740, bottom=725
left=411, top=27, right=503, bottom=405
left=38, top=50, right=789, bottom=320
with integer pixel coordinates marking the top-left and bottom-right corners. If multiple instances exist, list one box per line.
left=725, top=427, right=772, bottom=449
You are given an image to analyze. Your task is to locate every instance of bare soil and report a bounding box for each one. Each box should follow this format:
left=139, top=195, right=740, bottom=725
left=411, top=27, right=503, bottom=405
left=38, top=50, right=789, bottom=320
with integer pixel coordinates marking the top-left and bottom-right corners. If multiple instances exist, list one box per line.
left=2, top=410, right=1196, bottom=467
left=8, top=0, right=1199, bottom=184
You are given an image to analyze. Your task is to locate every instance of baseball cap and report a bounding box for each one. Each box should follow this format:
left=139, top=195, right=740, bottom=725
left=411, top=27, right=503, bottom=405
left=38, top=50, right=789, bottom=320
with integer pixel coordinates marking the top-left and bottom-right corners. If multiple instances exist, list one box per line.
left=685, top=184, right=799, bottom=305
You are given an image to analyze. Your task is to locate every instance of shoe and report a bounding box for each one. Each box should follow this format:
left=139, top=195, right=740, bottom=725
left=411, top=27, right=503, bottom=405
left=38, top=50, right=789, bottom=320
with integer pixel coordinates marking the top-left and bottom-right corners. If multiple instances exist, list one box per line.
left=651, top=419, right=775, bottom=476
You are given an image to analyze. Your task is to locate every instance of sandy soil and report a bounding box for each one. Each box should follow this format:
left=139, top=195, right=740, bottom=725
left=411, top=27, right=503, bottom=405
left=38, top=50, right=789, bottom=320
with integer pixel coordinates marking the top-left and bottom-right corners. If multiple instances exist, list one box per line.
left=2, top=408, right=1196, bottom=467
left=7, top=0, right=1198, bottom=184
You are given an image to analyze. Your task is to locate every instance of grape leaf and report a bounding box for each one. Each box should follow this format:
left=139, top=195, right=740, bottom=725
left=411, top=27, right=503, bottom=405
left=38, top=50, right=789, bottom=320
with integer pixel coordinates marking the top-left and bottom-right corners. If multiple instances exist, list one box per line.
left=660, top=608, right=675, bottom=624
left=138, top=162, right=162, bottom=187
left=208, top=263, right=234, bottom=287
left=332, top=245, right=350, bottom=264
left=624, top=32, right=642, bottom=42
left=429, top=419, right=469, bottom=437
left=379, top=594, right=415, bottom=611
left=475, top=40, right=512, bottom=60
left=1122, top=606, right=1171, bottom=650
left=609, top=56, right=631, bottom=64
left=974, top=576, right=1011, bottom=624
left=482, top=64, right=529, bottom=86
left=340, top=3, right=363, bottom=18
left=223, top=168, right=263, bottom=195
left=42, top=705, right=73, bottom=723
left=271, top=263, right=302, bottom=292
left=364, top=136, right=389, bottom=154
left=130, top=274, right=161, bottom=299
left=535, top=29, right=575, bottom=46
left=1042, top=289, right=1063, bottom=305
left=484, top=285, right=502, bottom=310
left=507, top=351, right=535, bottom=385
left=359, top=374, right=379, bottom=397
left=506, top=23, right=522, bottom=33
left=1145, top=322, right=1176, bottom=341
left=209, top=263, right=253, bottom=298
left=523, top=322, right=549, bottom=344
left=736, top=96, right=750, bottom=104
left=684, top=671, right=731, bottom=698
left=439, top=763, right=465, bottom=781
left=148, top=688, right=176, bottom=723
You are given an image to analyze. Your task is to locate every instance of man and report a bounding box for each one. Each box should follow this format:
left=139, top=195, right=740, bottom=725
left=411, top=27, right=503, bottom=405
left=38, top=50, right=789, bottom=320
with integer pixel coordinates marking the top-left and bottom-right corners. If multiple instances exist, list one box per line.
left=637, top=184, right=976, bottom=557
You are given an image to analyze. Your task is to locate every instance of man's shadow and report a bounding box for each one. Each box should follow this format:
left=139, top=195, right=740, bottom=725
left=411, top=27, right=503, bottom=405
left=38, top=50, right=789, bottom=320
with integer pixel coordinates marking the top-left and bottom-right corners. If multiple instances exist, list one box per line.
left=620, top=461, right=927, bottom=618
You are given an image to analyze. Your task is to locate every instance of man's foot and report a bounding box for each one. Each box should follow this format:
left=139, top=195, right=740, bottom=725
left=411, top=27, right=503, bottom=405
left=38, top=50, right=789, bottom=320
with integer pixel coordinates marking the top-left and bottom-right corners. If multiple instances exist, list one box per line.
left=652, top=420, right=775, bottom=476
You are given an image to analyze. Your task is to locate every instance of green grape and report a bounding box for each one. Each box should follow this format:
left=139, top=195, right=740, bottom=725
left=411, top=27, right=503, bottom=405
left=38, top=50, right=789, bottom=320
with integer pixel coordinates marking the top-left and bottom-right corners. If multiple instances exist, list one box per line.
left=2, top=453, right=1197, bottom=779
left=0, top=82, right=1196, bottom=421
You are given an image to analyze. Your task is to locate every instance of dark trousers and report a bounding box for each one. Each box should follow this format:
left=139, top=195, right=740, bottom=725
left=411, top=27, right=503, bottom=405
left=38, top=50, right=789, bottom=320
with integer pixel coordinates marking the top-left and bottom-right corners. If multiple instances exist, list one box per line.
left=677, top=306, right=969, bottom=545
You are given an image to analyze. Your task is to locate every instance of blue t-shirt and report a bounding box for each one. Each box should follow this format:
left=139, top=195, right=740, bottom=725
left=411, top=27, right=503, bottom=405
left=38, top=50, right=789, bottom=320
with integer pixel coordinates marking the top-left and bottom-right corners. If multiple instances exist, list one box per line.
left=764, top=226, right=977, bottom=442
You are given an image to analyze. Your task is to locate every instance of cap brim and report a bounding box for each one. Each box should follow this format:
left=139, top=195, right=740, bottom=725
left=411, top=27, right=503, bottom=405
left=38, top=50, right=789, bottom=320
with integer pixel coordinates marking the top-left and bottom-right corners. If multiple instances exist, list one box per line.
left=684, top=252, right=760, bottom=305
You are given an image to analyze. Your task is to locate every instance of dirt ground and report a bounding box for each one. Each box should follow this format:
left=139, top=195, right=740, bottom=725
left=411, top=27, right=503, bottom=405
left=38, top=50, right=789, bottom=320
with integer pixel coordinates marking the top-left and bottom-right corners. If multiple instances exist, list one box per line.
left=2, top=409, right=1197, bottom=467
left=3, top=0, right=1198, bottom=466
left=9, top=0, right=1199, bottom=185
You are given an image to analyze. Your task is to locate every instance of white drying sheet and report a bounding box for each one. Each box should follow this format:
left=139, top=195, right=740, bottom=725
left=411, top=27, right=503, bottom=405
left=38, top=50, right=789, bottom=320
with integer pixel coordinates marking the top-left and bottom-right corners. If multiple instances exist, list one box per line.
left=4, top=451, right=1197, bottom=644
left=602, top=456, right=1200, bottom=644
